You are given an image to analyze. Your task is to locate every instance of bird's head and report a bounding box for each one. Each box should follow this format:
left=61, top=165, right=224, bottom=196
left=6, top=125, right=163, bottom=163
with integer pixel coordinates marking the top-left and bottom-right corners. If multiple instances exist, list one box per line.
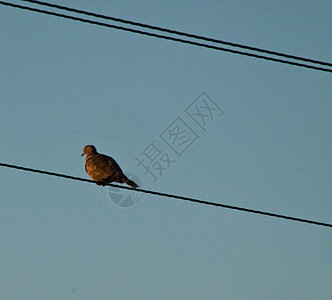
left=81, top=145, right=97, bottom=157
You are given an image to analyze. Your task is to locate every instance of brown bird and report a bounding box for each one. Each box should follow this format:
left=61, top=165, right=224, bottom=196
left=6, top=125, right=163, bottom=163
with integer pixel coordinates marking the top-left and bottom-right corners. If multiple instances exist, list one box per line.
left=81, top=145, right=138, bottom=188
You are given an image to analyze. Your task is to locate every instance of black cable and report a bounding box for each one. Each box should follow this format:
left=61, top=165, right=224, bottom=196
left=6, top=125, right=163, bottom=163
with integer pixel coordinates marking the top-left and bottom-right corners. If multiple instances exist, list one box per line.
left=1, top=162, right=331, bottom=228
left=20, top=0, right=332, bottom=68
left=1, top=1, right=331, bottom=73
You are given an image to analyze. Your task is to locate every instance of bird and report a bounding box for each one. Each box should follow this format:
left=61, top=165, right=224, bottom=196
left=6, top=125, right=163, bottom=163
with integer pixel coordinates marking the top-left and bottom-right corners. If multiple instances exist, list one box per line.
left=81, top=145, right=138, bottom=188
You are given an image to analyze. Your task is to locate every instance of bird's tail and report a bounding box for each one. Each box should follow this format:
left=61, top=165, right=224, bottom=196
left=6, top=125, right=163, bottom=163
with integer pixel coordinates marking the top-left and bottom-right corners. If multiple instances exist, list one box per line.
left=122, top=175, right=138, bottom=189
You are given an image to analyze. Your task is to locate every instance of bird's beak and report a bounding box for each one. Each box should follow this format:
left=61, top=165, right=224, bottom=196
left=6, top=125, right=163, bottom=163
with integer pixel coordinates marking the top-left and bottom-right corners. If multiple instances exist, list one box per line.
left=81, top=153, right=84, bottom=157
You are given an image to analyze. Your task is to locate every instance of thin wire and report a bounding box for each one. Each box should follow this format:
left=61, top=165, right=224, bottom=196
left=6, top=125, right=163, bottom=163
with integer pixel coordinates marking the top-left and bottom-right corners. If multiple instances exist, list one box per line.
left=1, top=162, right=331, bottom=228
left=20, top=0, right=332, bottom=68
left=1, top=1, right=331, bottom=73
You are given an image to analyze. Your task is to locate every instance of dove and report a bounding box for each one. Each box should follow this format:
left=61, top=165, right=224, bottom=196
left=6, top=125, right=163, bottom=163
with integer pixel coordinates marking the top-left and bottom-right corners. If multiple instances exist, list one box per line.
left=81, top=145, right=138, bottom=188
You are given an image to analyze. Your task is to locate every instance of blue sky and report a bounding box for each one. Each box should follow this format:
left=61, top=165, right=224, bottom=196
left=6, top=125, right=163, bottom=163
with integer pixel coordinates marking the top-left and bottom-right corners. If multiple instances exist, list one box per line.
left=1, top=1, right=331, bottom=299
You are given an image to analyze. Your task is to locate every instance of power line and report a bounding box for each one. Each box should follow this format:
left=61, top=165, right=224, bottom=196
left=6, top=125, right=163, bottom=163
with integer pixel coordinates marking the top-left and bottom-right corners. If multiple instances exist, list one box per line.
left=1, top=1, right=331, bottom=73
left=20, top=0, right=332, bottom=68
left=1, top=162, right=331, bottom=228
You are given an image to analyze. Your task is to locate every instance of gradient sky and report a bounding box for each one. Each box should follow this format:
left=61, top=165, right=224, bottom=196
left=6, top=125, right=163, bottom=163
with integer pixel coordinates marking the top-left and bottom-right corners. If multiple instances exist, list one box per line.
left=1, top=1, right=331, bottom=299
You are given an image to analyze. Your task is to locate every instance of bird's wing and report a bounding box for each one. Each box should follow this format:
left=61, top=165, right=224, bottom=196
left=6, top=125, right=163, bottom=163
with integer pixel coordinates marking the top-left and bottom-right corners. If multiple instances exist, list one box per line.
left=104, top=155, right=122, bottom=172
left=85, top=154, right=111, bottom=178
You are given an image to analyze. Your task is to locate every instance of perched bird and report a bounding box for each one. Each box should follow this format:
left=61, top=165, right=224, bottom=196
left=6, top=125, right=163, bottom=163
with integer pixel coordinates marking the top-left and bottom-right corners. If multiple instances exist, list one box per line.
left=81, top=145, right=138, bottom=188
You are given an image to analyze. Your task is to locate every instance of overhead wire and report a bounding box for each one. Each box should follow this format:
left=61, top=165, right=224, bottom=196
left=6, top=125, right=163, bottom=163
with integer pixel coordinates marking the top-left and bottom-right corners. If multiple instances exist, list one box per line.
left=1, top=162, right=331, bottom=229
left=0, top=1, right=331, bottom=73
left=0, top=2, right=331, bottom=227
left=19, top=0, right=332, bottom=68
